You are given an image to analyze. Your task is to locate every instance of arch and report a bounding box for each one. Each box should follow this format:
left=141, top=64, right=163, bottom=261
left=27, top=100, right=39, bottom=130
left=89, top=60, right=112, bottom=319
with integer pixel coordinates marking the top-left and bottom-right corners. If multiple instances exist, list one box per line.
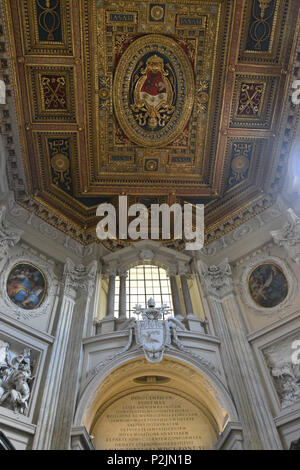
left=98, top=240, right=193, bottom=320
left=102, top=240, right=191, bottom=275
left=74, top=349, right=239, bottom=448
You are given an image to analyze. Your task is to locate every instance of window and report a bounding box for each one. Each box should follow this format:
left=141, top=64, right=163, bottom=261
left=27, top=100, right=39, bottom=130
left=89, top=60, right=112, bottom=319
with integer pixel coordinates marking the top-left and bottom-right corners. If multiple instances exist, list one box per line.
left=114, top=265, right=174, bottom=318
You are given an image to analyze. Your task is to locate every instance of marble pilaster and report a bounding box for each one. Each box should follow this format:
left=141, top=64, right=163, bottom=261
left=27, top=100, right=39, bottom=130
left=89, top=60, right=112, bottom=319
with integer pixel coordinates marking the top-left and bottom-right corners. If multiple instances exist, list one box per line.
left=33, top=259, right=98, bottom=450
left=198, top=259, right=283, bottom=450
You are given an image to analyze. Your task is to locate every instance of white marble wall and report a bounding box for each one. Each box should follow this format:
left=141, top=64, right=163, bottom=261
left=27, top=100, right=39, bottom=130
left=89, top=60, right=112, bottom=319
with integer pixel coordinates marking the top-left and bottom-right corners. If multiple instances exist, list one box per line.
left=0, top=196, right=299, bottom=449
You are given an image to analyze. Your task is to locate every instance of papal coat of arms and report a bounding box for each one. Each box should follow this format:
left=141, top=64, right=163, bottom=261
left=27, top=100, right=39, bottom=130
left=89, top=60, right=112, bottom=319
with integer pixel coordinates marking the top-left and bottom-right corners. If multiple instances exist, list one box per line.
left=131, top=54, right=175, bottom=130
left=90, top=298, right=218, bottom=377
left=134, top=298, right=173, bottom=363
left=113, top=35, right=194, bottom=147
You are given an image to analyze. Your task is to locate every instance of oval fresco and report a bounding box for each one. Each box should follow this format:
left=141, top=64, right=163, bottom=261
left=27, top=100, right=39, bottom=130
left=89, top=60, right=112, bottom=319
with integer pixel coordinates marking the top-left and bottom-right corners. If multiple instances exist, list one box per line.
left=7, top=263, right=47, bottom=310
left=248, top=263, right=288, bottom=308
left=113, top=34, right=195, bottom=147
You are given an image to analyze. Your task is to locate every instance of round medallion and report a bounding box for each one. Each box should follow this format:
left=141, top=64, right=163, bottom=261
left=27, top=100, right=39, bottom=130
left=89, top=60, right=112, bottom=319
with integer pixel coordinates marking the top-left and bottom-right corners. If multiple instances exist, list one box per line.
left=151, top=5, right=164, bottom=20
left=113, top=35, right=195, bottom=147
left=198, top=92, right=209, bottom=104
left=248, top=263, right=288, bottom=308
left=6, top=262, right=47, bottom=310
left=99, top=88, right=110, bottom=100
left=51, top=153, right=70, bottom=172
left=231, top=155, right=249, bottom=173
left=145, top=159, right=158, bottom=171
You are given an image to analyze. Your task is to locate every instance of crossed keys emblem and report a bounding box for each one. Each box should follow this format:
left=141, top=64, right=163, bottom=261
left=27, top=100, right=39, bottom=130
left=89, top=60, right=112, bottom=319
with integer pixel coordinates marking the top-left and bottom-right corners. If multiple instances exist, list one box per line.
left=238, top=83, right=264, bottom=116
left=41, top=76, right=66, bottom=110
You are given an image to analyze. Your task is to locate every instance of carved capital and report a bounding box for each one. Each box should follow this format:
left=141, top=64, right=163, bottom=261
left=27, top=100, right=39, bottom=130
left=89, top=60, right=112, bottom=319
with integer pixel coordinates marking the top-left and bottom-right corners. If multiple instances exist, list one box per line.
left=167, top=265, right=178, bottom=277
left=271, top=208, right=300, bottom=264
left=103, top=261, right=118, bottom=277
left=198, top=259, right=233, bottom=298
left=0, top=206, right=23, bottom=258
left=117, top=268, right=128, bottom=278
left=63, top=258, right=98, bottom=299
left=177, top=260, right=190, bottom=276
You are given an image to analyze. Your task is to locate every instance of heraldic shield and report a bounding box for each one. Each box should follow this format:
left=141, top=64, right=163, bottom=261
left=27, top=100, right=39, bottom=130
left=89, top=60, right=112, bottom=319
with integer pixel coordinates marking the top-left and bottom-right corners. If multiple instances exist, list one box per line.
left=135, top=318, right=171, bottom=363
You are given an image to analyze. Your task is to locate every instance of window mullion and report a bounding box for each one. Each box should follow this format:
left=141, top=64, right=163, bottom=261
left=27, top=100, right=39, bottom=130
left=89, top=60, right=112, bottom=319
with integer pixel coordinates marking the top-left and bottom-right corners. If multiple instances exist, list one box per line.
left=143, top=265, right=146, bottom=308
left=114, top=264, right=174, bottom=320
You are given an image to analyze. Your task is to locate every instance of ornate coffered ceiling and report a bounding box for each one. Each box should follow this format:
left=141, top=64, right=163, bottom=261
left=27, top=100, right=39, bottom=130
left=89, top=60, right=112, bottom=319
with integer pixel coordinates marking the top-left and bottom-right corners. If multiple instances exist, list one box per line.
left=1, top=0, right=300, bottom=249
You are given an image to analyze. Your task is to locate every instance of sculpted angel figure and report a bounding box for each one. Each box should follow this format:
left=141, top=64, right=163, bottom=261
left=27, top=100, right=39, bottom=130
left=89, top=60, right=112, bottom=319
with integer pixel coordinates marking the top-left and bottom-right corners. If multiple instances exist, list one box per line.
left=0, top=348, right=34, bottom=414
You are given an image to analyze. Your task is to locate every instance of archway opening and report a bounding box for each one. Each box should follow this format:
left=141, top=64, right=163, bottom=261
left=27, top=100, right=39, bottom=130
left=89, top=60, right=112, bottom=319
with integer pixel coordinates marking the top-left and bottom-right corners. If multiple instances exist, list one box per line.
left=79, top=356, right=235, bottom=450
left=92, top=388, right=216, bottom=450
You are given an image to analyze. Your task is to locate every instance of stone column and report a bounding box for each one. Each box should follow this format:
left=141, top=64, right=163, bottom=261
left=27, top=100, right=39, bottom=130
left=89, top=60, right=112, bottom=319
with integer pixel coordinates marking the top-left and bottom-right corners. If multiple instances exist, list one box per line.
left=271, top=208, right=300, bottom=264
left=199, top=259, right=282, bottom=450
left=118, top=270, right=127, bottom=319
left=106, top=274, right=116, bottom=317
left=180, top=270, right=205, bottom=333
left=169, top=274, right=183, bottom=319
left=180, top=273, right=194, bottom=316
left=99, top=266, right=117, bottom=333
left=33, top=259, right=97, bottom=450
left=50, top=260, right=97, bottom=450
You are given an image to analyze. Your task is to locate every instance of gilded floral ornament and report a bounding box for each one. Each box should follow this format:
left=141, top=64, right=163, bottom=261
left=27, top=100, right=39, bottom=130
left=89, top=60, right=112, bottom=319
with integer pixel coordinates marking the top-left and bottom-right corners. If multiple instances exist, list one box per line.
left=113, top=35, right=195, bottom=147
left=196, top=80, right=210, bottom=115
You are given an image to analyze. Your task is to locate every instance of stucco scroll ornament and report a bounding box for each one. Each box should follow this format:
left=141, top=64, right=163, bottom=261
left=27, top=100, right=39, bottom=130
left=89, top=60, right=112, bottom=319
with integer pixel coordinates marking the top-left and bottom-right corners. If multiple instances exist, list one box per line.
left=265, top=356, right=300, bottom=409
left=198, top=259, right=233, bottom=299
left=63, top=258, right=98, bottom=299
left=271, top=208, right=300, bottom=264
left=88, top=299, right=218, bottom=379
left=0, top=344, right=34, bottom=414
left=0, top=206, right=23, bottom=259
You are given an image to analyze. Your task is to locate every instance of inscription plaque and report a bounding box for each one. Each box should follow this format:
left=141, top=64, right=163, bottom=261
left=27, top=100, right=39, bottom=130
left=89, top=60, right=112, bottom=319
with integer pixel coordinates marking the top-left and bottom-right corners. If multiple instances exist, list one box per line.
left=93, top=390, right=216, bottom=450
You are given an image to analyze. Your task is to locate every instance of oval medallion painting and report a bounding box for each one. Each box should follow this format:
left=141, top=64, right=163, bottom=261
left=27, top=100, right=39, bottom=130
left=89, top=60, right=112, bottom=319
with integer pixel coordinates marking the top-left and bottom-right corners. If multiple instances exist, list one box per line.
left=248, top=263, right=288, bottom=308
left=113, top=35, right=195, bottom=147
left=7, top=263, right=46, bottom=310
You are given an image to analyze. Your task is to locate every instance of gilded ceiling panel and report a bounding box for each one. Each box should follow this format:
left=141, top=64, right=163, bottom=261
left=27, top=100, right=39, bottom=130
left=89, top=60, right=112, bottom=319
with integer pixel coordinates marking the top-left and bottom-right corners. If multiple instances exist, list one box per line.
left=1, top=0, right=300, bottom=247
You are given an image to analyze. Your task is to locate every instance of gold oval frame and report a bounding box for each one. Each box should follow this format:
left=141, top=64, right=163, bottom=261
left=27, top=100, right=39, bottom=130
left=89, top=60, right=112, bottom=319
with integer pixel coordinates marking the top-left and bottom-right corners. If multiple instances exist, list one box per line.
left=6, top=261, right=47, bottom=310
left=113, top=34, right=195, bottom=148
